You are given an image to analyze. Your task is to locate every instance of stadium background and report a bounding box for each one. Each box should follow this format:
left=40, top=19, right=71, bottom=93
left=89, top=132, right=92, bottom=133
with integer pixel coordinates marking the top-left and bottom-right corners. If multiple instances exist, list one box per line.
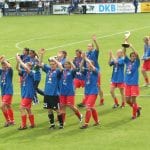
left=0, top=0, right=150, bottom=15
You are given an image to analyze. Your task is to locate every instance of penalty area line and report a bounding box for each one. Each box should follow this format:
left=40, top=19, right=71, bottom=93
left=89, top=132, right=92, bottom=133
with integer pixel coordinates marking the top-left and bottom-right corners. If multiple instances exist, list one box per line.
left=15, top=25, right=150, bottom=51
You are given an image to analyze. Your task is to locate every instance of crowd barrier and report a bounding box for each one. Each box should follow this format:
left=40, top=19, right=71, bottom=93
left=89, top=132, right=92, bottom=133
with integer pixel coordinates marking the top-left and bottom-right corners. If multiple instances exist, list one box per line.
left=53, top=2, right=150, bottom=14
left=0, top=2, right=150, bottom=16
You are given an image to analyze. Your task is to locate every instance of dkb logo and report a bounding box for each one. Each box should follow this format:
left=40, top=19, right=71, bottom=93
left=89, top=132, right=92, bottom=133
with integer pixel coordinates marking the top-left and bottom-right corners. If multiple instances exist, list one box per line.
left=99, top=4, right=116, bottom=13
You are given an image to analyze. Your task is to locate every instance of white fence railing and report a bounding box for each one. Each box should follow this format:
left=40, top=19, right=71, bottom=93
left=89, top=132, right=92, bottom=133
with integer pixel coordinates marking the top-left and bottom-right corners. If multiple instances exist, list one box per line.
left=53, top=2, right=150, bottom=14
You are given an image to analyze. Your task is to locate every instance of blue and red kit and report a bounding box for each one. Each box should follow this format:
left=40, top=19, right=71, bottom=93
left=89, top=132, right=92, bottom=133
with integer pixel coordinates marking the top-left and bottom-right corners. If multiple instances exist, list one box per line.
left=43, top=64, right=61, bottom=96
left=109, top=57, right=125, bottom=83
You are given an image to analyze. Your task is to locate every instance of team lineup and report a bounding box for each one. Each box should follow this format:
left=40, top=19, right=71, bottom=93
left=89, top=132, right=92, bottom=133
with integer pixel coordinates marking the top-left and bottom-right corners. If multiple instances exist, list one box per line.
left=0, top=34, right=150, bottom=130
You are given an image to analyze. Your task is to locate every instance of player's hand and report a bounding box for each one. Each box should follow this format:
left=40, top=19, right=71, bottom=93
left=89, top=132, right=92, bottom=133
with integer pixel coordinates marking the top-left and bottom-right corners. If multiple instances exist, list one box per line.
left=39, top=48, right=45, bottom=54
left=48, top=57, right=54, bottom=61
left=129, top=43, right=133, bottom=48
left=0, top=55, right=5, bottom=62
left=81, top=52, right=86, bottom=59
left=92, top=35, right=97, bottom=41
left=109, top=51, right=113, bottom=57
left=68, top=58, right=73, bottom=62
left=57, top=51, right=63, bottom=58
left=16, top=53, right=21, bottom=61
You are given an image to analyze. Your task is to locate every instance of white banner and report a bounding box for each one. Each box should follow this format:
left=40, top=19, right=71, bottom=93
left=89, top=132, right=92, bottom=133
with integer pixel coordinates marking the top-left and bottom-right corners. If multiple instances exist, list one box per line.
left=53, top=4, right=99, bottom=14
left=117, top=3, right=141, bottom=13
left=79, top=4, right=99, bottom=14
left=53, top=4, right=69, bottom=14
left=53, top=4, right=117, bottom=14
left=53, top=3, right=141, bottom=14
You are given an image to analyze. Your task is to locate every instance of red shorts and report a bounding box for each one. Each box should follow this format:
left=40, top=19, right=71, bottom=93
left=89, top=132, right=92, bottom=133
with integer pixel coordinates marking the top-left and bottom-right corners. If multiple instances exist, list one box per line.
left=111, top=82, right=125, bottom=88
left=60, top=95, right=75, bottom=106
left=84, top=95, right=97, bottom=108
left=97, top=73, right=101, bottom=87
left=125, top=85, right=139, bottom=97
left=2, top=95, right=13, bottom=105
left=20, top=98, right=32, bottom=109
left=142, top=60, right=150, bottom=71
left=74, top=79, right=85, bottom=88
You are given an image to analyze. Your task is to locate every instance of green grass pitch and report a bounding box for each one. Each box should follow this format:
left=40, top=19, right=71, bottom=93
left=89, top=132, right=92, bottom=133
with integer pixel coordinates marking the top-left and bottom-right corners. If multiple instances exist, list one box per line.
left=0, top=13, right=150, bottom=150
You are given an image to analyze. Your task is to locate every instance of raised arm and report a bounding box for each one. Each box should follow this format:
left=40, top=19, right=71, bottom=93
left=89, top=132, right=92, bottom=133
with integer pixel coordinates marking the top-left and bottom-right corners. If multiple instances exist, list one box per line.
left=80, top=52, right=86, bottom=70
left=92, top=35, right=99, bottom=51
left=16, top=61, right=21, bottom=72
left=85, top=57, right=96, bottom=71
left=122, top=47, right=127, bottom=57
left=69, top=59, right=76, bottom=69
left=108, top=51, right=113, bottom=65
left=0, top=56, right=11, bottom=68
left=129, top=44, right=139, bottom=60
left=16, top=54, right=31, bottom=73
left=38, top=48, right=45, bottom=67
left=109, top=50, right=119, bottom=65
left=148, top=37, right=150, bottom=46
left=51, top=57, right=64, bottom=71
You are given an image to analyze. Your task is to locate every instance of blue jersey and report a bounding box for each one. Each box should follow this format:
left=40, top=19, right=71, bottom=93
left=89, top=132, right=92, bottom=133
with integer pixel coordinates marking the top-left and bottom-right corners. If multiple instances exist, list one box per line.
left=59, top=58, right=67, bottom=66
left=83, top=68, right=99, bottom=95
left=20, top=54, right=30, bottom=63
left=19, top=70, right=35, bottom=99
left=60, top=69, right=76, bottom=96
left=86, top=49, right=100, bottom=70
left=0, top=68, right=13, bottom=96
left=143, top=44, right=150, bottom=59
left=43, top=64, right=61, bottom=96
left=20, top=54, right=30, bottom=70
left=110, top=57, right=125, bottom=83
left=124, top=56, right=140, bottom=85
left=73, top=57, right=85, bottom=80
left=30, top=57, right=41, bottom=81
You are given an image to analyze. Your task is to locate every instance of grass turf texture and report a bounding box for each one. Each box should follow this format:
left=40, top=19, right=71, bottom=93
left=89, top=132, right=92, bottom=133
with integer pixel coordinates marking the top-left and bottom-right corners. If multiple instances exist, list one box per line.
left=0, top=14, right=150, bottom=150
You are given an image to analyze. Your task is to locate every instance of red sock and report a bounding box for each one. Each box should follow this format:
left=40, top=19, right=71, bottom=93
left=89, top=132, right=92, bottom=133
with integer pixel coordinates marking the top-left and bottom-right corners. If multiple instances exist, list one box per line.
left=82, top=97, right=86, bottom=105
left=100, top=98, right=104, bottom=104
left=62, top=113, right=66, bottom=123
left=132, top=103, right=138, bottom=118
left=85, top=110, right=91, bottom=124
left=145, top=77, right=149, bottom=84
left=29, top=114, right=35, bottom=126
left=114, top=98, right=118, bottom=105
left=91, top=109, right=99, bottom=123
left=21, top=115, right=27, bottom=127
left=2, top=110, right=9, bottom=122
left=75, top=109, right=81, bottom=120
left=7, top=109, right=14, bottom=123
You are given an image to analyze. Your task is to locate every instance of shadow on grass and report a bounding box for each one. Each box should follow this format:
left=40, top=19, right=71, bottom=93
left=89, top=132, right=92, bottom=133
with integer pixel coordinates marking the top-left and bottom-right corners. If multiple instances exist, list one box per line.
left=0, top=118, right=83, bottom=142
left=104, top=117, right=131, bottom=129
left=98, top=107, right=120, bottom=116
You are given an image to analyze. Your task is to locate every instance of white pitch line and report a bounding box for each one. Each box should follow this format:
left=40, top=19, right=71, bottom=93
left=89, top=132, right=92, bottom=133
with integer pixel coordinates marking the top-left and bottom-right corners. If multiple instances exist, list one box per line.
left=76, top=93, right=150, bottom=97
left=15, top=35, right=58, bottom=50
left=8, top=25, right=150, bottom=62
left=9, top=25, right=150, bottom=62
left=15, top=25, right=150, bottom=51
left=46, top=26, right=150, bottom=51
left=13, top=92, right=150, bottom=97
left=7, top=57, right=15, bottom=60
left=15, top=31, right=94, bottom=50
